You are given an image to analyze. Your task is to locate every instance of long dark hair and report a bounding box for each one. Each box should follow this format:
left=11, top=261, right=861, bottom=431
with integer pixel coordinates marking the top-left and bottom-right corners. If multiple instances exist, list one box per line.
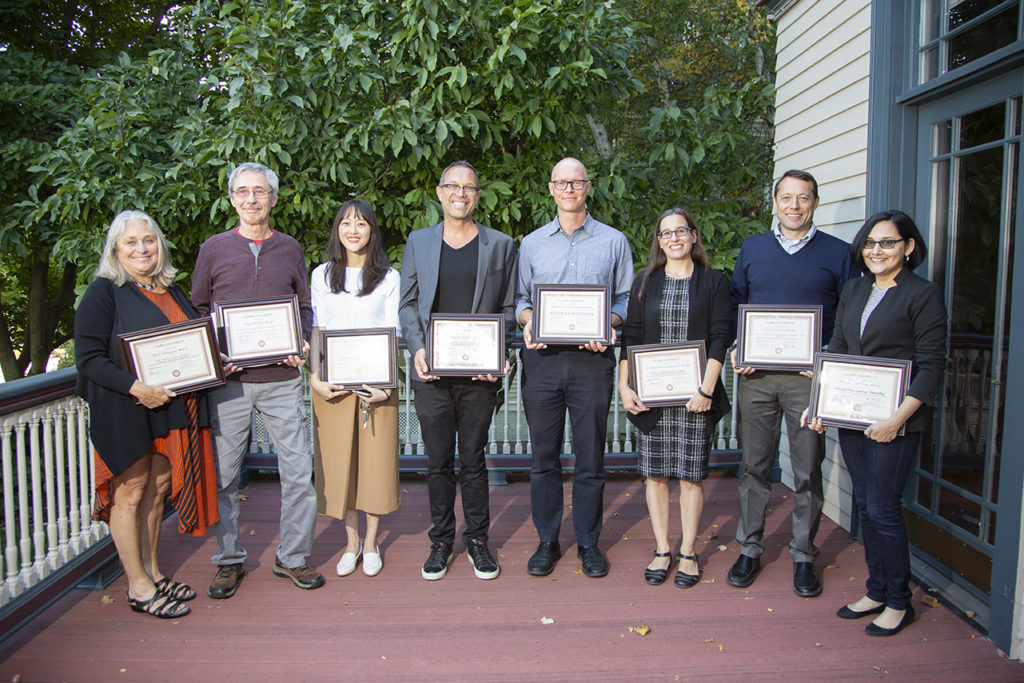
left=324, top=199, right=389, bottom=296
left=636, top=207, right=709, bottom=301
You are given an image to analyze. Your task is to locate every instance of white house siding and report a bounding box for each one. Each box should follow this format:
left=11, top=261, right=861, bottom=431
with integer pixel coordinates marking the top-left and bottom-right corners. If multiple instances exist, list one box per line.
left=768, top=0, right=872, bottom=532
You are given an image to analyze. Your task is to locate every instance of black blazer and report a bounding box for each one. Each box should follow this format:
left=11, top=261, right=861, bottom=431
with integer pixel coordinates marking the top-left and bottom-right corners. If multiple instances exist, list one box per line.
left=619, top=264, right=732, bottom=433
left=75, top=278, right=209, bottom=476
left=828, top=267, right=948, bottom=433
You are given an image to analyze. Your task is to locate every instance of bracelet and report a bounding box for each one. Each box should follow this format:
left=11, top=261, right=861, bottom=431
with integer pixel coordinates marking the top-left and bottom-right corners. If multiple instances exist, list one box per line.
left=696, top=387, right=713, bottom=399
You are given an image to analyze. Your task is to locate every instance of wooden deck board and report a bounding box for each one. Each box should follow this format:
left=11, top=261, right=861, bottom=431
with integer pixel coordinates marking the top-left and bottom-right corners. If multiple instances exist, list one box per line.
left=2, top=472, right=1021, bottom=681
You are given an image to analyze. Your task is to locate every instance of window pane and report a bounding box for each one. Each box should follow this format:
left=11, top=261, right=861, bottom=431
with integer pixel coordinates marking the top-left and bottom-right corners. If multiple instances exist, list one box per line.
left=921, top=0, right=942, bottom=43
left=938, top=486, right=983, bottom=537
left=948, top=0, right=1004, bottom=30
left=940, top=145, right=1004, bottom=494
left=921, top=46, right=940, bottom=83
left=934, top=119, right=953, bottom=155
left=948, top=7, right=1019, bottom=72
left=960, top=101, right=1006, bottom=149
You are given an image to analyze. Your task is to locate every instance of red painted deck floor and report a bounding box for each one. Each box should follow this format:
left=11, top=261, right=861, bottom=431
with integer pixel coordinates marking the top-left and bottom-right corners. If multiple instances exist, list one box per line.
left=2, top=472, right=1022, bottom=682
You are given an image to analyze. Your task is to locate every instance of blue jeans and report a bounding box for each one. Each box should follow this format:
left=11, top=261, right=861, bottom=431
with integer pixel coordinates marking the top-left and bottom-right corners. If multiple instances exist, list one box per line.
left=838, top=429, right=921, bottom=610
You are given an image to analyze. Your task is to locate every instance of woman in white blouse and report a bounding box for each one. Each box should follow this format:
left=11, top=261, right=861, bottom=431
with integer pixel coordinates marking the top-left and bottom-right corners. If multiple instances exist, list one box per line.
left=309, top=199, right=401, bottom=577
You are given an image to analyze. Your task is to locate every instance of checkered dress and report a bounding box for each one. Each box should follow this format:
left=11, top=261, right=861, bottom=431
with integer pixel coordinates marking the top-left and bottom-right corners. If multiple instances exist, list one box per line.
left=636, top=275, right=713, bottom=481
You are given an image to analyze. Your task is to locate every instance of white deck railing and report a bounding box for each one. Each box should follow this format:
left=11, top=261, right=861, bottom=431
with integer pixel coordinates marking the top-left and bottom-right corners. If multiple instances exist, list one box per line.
left=245, top=348, right=740, bottom=462
left=0, top=371, right=107, bottom=609
left=0, top=353, right=738, bottom=622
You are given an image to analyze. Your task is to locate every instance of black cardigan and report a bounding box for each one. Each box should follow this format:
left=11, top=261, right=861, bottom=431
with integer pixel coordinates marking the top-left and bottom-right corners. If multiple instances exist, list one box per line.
left=619, top=264, right=732, bottom=433
left=828, top=267, right=948, bottom=433
left=75, top=277, right=210, bottom=476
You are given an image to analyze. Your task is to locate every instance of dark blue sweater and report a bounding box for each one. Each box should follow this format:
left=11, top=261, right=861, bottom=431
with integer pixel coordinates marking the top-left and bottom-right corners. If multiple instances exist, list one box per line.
left=729, top=229, right=859, bottom=342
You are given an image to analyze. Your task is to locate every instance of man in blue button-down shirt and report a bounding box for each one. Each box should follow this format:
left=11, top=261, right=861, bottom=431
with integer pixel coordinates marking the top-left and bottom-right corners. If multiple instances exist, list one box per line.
left=516, top=157, right=633, bottom=578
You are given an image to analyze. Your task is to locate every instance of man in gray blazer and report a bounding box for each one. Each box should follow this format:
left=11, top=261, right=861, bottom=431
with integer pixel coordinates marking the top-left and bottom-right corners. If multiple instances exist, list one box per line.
left=399, top=161, right=517, bottom=581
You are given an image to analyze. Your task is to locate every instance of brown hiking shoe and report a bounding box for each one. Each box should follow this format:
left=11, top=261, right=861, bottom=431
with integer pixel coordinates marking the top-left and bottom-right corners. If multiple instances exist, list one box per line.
left=208, top=564, right=245, bottom=599
left=272, top=559, right=325, bottom=589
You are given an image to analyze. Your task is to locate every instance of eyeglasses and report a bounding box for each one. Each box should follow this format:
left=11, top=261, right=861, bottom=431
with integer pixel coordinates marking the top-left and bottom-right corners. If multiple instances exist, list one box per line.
left=863, top=238, right=905, bottom=250
left=550, top=179, right=589, bottom=191
left=232, top=187, right=272, bottom=199
left=658, top=227, right=695, bottom=240
left=438, top=184, right=480, bottom=195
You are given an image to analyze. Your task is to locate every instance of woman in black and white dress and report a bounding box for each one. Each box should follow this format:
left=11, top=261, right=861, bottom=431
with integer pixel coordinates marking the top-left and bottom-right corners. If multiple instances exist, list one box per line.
left=618, top=208, right=731, bottom=588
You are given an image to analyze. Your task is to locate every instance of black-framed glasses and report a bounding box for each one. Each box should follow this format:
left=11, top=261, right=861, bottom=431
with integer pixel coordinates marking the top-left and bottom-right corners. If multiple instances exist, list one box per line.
left=550, top=179, right=589, bottom=191
left=232, top=187, right=272, bottom=199
left=863, top=238, right=905, bottom=250
left=658, top=227, right=695, bottom=240
left=438, top=184, right=480, bottom=195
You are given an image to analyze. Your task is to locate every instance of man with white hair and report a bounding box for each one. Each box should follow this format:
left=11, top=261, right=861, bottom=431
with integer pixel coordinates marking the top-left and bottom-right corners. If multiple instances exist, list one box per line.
left=192, top=162, right=323, bottom=598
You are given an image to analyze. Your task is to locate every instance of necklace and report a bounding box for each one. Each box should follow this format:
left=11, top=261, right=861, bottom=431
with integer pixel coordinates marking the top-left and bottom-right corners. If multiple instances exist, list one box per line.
left=132, top=279, right=158, bottom=291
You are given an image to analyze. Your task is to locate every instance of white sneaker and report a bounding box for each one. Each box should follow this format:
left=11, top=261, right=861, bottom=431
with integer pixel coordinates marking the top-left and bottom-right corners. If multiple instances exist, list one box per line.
left=336, top=544, right=362, bottom=576
left=363, top=546, right=383, bottom=576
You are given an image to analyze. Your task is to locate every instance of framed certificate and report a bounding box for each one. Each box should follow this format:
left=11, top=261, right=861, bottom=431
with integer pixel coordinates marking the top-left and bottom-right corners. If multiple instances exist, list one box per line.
left=320, top=328, right=397, bottom=389
left=214, top=295, right=303, bottom=367
left=119, top=318, right=225, bottom=393
left=735, top=304, right=822, bottom=371
left=427, top=314, right=505, bottom=377
left=627, top=341, right=706, bottom=407
left=809, top=352, right=912, bottom=434
left=532, top=284, right=612, bottom=345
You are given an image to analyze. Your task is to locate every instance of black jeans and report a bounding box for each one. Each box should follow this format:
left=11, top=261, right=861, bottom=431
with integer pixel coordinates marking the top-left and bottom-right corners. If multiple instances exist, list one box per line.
left=839, top=429, right=921, bottom=610
left=521, top=347, right=614, bottom=547
left=413, top=377, right=498, bottom=546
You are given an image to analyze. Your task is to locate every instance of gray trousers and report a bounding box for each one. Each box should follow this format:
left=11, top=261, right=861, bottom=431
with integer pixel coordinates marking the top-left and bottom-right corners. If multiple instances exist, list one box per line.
left=735, top=371, right=825, bottom=563
left=208, top=376, right=316, bottom=569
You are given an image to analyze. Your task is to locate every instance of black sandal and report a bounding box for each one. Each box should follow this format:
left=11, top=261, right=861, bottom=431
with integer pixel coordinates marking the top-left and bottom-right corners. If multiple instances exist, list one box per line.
left=674, top=552, right=700, bottom=589
left=127, top=591, right=191, bottom=619
left=155, top=577, right=197, bottom=602
left=644, top=550, right=673, bottom=585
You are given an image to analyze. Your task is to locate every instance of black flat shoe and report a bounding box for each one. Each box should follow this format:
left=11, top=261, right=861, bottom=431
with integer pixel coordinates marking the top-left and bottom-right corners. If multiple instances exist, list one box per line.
left=577, top=545, right=609, bottom=578
left=727, top=554, right=760, bottom=588
left=644, top=550, right=672, bottom=585
left=837, top=603, right=885, bottom=619
left=674, top=552, right=700, bottom=589
left=527, top=541, right=561, bottom=576
left=793, top=561, right=822, bottom=597
left=865, top=606, right=915, bottom=637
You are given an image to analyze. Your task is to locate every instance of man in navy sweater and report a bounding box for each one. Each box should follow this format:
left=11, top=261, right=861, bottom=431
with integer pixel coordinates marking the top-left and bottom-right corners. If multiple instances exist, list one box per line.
left=727, top=169, right=858, bottom=597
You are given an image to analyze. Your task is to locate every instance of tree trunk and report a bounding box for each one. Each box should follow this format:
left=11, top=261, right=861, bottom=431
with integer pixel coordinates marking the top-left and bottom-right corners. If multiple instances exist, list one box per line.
left=586, top=113, right=613, bottom=161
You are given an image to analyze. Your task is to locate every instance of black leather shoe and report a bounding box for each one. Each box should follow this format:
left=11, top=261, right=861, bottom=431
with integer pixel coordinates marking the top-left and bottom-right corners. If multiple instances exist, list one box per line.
left=837, top=603, right=885, bottom=619
left=793, top=561, right=822, bottom=597
left=726, top=554, right=760, bottom=588
left=865, top=606, right=915, bottom=637
left=674, top=552, right=700, bottom=589
left=644, top=551, right=672, bottom=585
left=527, top=542, right=561, bottom=576
left=577, top=545, right=609, bottom=578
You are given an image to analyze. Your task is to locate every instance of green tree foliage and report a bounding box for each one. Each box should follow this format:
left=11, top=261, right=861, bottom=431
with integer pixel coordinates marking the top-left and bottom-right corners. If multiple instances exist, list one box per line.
left=0, top=2, right=176, bottom=378
left=2, top=0, right=776, bottom=379
left=600, top=0, right=777, bottom=270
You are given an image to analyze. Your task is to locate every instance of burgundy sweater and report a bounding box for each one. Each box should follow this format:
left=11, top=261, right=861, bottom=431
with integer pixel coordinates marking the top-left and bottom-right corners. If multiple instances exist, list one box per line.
left=191, top=227, right=313, bottom=383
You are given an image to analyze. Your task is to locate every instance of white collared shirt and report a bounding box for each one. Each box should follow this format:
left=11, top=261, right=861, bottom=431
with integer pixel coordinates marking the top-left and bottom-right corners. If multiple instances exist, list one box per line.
left=772, top=221, right=818, bottom=254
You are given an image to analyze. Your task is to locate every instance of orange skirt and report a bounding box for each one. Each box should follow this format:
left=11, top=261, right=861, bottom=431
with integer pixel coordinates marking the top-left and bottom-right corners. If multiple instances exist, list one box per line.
left=93, top=426, right=219, bottom=537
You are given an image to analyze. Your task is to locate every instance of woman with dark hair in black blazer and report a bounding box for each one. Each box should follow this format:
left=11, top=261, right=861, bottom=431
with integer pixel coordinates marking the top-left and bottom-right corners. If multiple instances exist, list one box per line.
left=804, top=209, right=947, bottom=636
left=619, top=208, right=731, bottom=588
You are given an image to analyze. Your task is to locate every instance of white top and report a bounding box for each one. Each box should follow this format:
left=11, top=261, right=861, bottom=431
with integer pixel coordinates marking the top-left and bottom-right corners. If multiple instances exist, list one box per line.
left=310, top=264, right=400, bottom=332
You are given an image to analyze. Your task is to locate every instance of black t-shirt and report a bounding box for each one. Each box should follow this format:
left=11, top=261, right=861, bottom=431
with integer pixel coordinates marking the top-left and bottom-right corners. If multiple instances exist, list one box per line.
left=432, top=235, right=479, bottom=314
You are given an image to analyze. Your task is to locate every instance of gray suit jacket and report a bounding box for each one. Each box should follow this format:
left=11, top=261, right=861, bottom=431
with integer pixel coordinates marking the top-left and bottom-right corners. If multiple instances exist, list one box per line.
left=399, top=222, right=517, bottom=371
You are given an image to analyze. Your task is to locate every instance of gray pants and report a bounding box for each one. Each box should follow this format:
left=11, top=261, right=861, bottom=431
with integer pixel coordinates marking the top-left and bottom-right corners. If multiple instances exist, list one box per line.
left=735, top=371, right=825, bottom=563
left=208, top=376, right=316, bottom=569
